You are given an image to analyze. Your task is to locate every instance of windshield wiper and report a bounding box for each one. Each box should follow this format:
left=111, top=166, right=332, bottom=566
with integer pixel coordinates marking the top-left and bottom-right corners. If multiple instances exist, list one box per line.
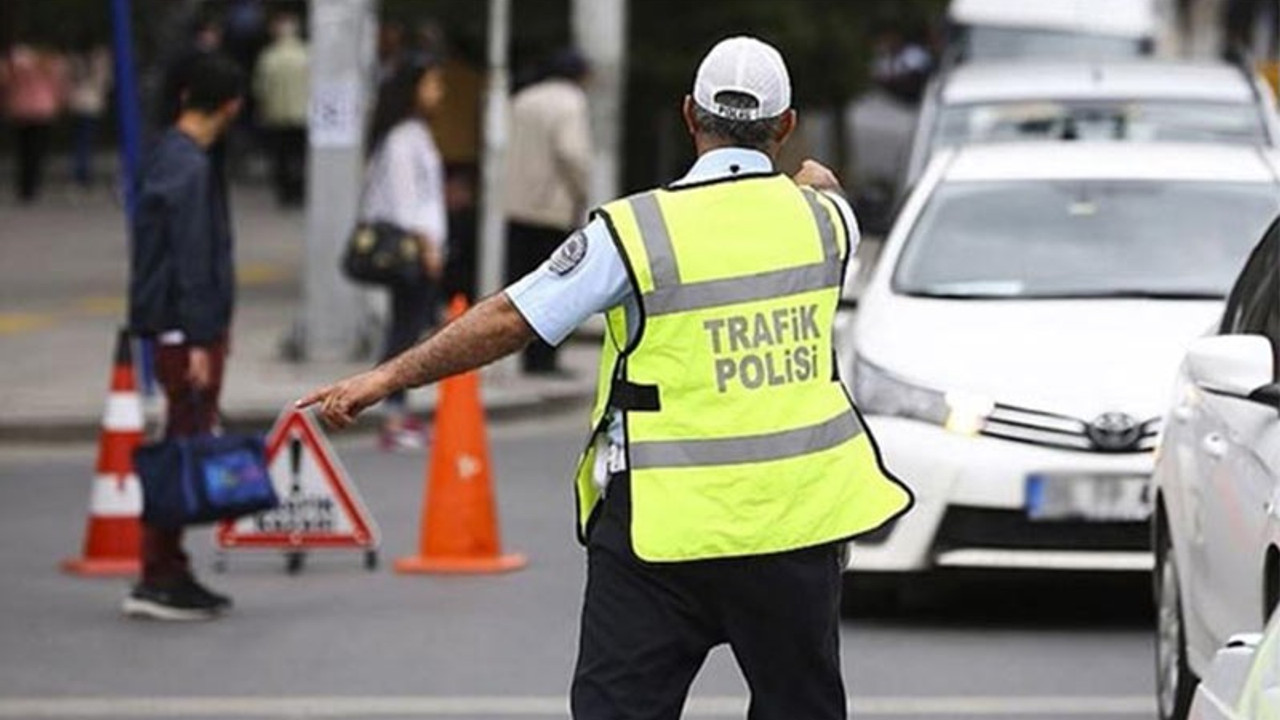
left=903, top=288, right=1223, bottom=301
left=1022, top=289, right=1223, bottom=300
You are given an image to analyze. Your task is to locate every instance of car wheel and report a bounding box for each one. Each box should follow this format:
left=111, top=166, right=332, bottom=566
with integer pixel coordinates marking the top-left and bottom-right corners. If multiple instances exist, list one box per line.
left=1156, top=529, right=1196, bottom=720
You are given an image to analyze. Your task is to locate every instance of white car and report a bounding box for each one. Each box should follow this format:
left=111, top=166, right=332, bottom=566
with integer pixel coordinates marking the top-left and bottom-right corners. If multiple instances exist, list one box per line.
left=903, top=60, right=1280, bottom=190
left=841, top=142, right=1280, bottom=581
left=1190, top=610, right=1280, bottom=720
left=947, top=0, right=1159, bottom=62
left=1152, top=217, right=1280, bottom=720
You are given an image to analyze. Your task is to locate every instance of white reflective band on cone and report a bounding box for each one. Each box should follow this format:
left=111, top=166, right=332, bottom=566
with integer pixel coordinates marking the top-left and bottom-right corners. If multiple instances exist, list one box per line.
left=90, top=473, right=143, bottom=516
left=103, top=392, right=144, bottom=432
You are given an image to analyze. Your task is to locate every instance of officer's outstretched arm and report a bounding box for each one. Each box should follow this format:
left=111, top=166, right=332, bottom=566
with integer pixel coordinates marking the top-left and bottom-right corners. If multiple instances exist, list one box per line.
left=297, top=292, right=535, bottom=429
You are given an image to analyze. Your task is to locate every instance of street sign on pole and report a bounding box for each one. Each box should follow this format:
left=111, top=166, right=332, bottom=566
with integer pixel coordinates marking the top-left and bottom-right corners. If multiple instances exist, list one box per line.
left=301, top=0, right=376, bottom=361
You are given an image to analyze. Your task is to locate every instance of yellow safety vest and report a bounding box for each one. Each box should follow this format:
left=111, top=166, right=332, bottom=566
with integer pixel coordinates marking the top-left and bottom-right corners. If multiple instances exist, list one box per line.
left=573, top=172, right=912, bottom=562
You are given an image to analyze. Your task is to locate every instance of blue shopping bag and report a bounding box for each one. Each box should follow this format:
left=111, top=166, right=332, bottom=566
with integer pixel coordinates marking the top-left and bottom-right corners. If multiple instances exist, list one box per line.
left=135, top=433, right=278, bottom=528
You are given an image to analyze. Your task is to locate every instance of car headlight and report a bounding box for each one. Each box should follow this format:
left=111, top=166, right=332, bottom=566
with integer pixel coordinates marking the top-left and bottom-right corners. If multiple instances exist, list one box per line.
left=851, top=356, right=993, bottom=435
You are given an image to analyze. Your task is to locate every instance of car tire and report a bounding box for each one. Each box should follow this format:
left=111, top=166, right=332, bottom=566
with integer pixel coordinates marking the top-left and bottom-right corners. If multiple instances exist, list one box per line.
left=1155, top=527, right=1197, bottom=720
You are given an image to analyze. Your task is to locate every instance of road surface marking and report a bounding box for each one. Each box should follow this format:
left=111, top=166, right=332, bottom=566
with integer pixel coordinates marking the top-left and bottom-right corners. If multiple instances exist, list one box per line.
left=239, top=262, right=291, bottom=286
left=0, top=695, right=1155, bottom=717
left=0, top=312, right=55, bottom=335
left=76, top=296, right=124, bottom=315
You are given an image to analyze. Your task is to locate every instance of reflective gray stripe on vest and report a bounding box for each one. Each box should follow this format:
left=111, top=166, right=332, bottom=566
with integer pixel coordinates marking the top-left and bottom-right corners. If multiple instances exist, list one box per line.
left=628, top=193, right=680, bottom=286
left=801, top=189, right=841, bottom=262
left=645, top=261, right=841, bottom=316
left=629, top=189, right=843, bottom=316
left=629, top=411, right=864, bottom=470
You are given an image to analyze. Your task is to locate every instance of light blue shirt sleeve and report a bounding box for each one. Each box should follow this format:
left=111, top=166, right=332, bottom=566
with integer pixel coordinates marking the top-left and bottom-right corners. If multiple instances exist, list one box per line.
left=504, top=217, right=632, bottom=346
left=821, top=189, right=861, bottom=259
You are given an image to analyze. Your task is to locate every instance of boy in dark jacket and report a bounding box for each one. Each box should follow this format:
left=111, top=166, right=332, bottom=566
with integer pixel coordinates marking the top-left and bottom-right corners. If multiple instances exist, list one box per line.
left=125, top=54, right=243, bottom=621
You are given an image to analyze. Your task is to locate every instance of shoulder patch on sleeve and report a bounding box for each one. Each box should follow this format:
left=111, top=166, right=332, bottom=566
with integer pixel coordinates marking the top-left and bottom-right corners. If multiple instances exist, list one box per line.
left=547, top=231, right=589, bottom=276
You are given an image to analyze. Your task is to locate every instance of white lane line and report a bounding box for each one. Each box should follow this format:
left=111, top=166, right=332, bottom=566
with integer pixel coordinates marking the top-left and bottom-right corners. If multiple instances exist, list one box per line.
left=0, top=695, right=1155, bottom=717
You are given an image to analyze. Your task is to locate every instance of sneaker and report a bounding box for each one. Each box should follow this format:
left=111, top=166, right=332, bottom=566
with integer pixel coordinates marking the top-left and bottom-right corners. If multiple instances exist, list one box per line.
left=185, top=577, right=233, bottom=613
left=379, top=426, right=425, bottom=452
left=121, top=578, right=227, bottom=621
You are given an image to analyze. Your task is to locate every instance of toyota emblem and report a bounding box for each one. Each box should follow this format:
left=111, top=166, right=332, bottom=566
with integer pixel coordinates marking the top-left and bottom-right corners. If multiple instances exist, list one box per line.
left=1086, top=412, right=1142, bottom=452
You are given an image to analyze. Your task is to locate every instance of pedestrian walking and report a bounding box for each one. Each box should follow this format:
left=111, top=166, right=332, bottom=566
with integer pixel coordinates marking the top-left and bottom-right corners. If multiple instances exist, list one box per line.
left=1, top=41, right=66, bottom=203
left=66, top=33, right=113, bottom=189
left=301, top=37, right=912, bottom=718
left=360, top=51, right=449, bottom=451
left=125, top=54, right=244, bottom=621
left=503, top=48, right=592, bottom=376
left=155, top=17, right=229, bottom=191
left=253, top=13, right=308, bottom=207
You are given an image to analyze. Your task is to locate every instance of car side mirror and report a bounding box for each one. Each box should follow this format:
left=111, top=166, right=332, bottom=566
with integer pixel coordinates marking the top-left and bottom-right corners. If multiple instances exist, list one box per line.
left=1250, top=382, right=1280, bottom=410
left=1186, top=335, right=1275, bottom=401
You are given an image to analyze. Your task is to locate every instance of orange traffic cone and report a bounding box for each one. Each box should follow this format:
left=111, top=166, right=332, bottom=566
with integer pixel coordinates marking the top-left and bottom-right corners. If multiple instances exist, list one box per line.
left=395, top=296, right=527, bottom=574
left=61, top=329, right=144, bottom=576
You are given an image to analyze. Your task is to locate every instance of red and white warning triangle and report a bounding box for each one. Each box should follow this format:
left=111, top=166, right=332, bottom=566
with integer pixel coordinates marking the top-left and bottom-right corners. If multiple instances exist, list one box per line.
left=217, top=408, right=379, bottom=550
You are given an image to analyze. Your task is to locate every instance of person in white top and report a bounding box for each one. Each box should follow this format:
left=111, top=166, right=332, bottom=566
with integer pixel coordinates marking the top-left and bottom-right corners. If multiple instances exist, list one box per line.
left=359, top=51, right=448, bottom=451
left=253, top=14, right=309, bottom=206
left=503, top=48, right=592, bottom=376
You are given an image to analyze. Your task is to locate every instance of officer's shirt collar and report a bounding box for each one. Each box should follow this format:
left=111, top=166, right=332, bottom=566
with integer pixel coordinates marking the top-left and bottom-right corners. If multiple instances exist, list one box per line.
left=672, top=147, right=774, bottom=187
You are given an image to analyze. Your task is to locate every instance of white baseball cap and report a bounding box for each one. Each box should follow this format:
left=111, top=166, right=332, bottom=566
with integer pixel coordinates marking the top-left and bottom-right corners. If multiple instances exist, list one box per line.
left=692, top=36, right=792, bottom=121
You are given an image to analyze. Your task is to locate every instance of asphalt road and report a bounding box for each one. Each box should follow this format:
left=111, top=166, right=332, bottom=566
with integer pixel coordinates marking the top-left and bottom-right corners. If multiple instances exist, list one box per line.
left=0, top=406, right=1156, bottom=719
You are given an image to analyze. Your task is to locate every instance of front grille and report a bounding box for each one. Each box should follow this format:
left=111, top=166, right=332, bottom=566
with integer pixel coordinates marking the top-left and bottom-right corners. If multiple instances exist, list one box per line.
left=980, top=404, right=1159, bottom=453
left=934, top=506, right=1150, bottom=552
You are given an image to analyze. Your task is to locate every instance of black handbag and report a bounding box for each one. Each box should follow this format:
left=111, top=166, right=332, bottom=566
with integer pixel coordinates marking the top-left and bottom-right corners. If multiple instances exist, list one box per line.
left=134, top=396, right=279, bottom=528
left=341, top=221, right=425, bottom=287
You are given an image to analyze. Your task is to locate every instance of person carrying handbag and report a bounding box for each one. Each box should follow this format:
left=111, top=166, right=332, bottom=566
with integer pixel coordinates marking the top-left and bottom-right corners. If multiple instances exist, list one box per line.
left=356, top=50, right=448, bottom=452
left=125, top=54, right=244, bottom=621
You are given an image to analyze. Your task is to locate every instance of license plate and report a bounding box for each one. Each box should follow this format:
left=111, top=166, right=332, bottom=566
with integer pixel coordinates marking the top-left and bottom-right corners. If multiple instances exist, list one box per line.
left=1025, top=473, right=1152, bottom=522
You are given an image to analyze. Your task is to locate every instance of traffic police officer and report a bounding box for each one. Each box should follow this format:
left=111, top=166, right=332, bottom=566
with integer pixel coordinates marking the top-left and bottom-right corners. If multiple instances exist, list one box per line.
left=302, top=36, right=912, bottom=720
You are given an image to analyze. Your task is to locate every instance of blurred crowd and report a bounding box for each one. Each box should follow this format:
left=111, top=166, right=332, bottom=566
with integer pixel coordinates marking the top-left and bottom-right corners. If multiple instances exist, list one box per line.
left=0, top=34, right=112, bottom=202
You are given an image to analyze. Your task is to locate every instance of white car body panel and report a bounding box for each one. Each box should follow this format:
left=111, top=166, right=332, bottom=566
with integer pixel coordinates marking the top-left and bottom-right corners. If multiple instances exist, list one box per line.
left=847, top=142, right=1280, bottom=575
left=1156, top=366, right=1280, bottom=675
left=901, top=60, right=1280, bottom=191
left=949, top=0, right=1157, bottom=39
left=1190, top=620, right=1278, bottom=720
left=857, top=297, right=1222, bottom=421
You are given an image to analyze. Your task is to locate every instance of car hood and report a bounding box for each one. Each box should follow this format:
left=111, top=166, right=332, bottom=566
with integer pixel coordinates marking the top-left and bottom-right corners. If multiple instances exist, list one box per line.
left=853, top=294, right=1223, bottom=421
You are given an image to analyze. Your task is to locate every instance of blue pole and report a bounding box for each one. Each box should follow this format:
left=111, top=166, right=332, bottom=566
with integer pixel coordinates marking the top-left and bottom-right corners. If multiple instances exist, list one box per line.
left=110, top=0, right=156, bottom=396
left=110, top=0, right=142, bottom=218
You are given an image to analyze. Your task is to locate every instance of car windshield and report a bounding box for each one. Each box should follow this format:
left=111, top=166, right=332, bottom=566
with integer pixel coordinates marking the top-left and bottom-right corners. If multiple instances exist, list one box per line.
left=963, top=26, right=1146, bottom=60
left=934, top=101, right=1268, bottom=151
left=894, top=180, right=1280, bottom=299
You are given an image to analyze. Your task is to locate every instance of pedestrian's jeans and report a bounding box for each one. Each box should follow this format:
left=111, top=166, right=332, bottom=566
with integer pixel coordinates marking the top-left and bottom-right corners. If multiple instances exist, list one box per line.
left=140, top=334, right=228, bottom=584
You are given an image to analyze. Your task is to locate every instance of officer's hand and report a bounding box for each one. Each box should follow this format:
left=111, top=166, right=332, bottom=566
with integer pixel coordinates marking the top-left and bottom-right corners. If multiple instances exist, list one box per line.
left=297, top=368, right=397, bottom=429
left=793, top=159, right=842, bottom=193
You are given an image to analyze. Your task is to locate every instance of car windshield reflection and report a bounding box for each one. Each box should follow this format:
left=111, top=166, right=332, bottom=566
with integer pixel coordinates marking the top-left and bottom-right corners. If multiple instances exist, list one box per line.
left=894, top=180, right=1280, bottom=300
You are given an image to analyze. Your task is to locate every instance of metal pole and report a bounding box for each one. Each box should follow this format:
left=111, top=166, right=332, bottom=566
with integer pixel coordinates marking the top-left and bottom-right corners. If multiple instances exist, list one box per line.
left=477, top=0, right=511, bottom=300
left=301, top=0, right=376, bottom=361
left=572, top=0, right=627, bottom=205
left=109, top=0, right=143, bottom=218
left=109, top=0, right=160, bottom=397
